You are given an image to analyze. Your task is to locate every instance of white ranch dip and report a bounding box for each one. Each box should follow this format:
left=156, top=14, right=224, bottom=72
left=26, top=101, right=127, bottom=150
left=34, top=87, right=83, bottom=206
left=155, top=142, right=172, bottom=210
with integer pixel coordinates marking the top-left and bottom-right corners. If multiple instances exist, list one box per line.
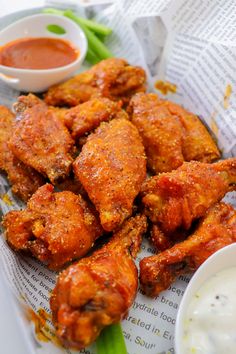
left=182, top=267, right=236, bottom=354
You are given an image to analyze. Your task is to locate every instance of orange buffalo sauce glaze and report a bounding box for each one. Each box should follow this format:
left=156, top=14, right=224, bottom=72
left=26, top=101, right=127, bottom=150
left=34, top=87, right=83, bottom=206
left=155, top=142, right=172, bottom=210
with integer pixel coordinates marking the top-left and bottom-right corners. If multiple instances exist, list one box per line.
left=0, top=37, right=78, bottom=69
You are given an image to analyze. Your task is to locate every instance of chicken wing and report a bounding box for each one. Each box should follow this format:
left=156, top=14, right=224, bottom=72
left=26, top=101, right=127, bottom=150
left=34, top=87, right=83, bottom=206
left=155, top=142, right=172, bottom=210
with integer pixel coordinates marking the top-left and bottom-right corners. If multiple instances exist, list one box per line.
left=44, top=58, right=146, bottom=107
left=0, top=104, right=44, bottom=201
left=140, top=202, right=236, bottom=297
left=50, top=215, right=147, bottom=349
left=141, top=158, right=236, bottom=233
left=129, top=93, right=184, bottom=173
left=3, top=184, right=103, bottom=269
left=64, top=97, right=128, bottom=140
left=9, top=94, right=75, bottom=184
left=128, top=93, right=220, bottom=173
left=73, top=118, right=146, bottom=231
left=165, top=99, right=220, bottom=162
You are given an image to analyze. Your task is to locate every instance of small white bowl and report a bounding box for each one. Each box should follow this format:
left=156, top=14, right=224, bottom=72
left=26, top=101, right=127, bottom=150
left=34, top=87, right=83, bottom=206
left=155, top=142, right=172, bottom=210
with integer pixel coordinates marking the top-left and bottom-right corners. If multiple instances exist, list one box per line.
left=0, top=14, right=87, bottom=92
left=175, top=243, right=236, bottom=354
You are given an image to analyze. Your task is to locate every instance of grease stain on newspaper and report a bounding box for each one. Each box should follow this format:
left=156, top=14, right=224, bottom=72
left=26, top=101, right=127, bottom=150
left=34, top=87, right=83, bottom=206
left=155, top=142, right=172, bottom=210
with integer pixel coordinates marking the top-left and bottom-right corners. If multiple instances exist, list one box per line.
left=223, top=84, right=232, bottom=109
left=1, top=193, right=13, bottom=206
left=154, top=80, right=177, bottom=95
left=210, top=111, right=219, bottom=138
left=27, top=307, right=61, bottom=346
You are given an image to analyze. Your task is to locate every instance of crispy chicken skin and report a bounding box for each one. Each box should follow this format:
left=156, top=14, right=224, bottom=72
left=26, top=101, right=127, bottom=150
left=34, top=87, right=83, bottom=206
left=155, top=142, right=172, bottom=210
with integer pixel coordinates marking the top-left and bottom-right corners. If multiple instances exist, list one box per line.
left=0, top=105, right=44, bottom=201
left=140, top=202, right=236, bottom=297
left=165, top=99, right=220, bottom=162
left=9, top=94, right=75, bottom=184
left=50, top=215, right=147, bottom=349
left=73, top=118, right=146, bottom=231
left=44, top=58, right=146, bottom=107
left=13, top=93, right=69, bottom=125
left=3, top=184, right=103, bottom=269
left=129, top=93, right=184, bottom=173
left=128, top=93, right=220, bottom=173
left=141, top=159, right=236, bottom=233
left=64, top=97, right=128, bottom=140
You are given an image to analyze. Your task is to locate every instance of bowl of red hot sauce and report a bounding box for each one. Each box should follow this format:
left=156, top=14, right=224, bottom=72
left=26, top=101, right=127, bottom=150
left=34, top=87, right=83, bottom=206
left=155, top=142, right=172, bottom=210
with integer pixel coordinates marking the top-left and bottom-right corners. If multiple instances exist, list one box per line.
left=0, top=14, right=87, bottom=92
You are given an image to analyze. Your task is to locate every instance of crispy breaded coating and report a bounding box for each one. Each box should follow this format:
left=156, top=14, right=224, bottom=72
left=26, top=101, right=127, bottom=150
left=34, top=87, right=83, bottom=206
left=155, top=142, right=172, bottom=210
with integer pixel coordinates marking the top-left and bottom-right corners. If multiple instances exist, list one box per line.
left=9, top=94, right=75, bottom=184
left=44, top=58, right=146, bottom=107
left=50, top=215, right=147, bottom=349
left=73, top=118, right=146, bottom=231
left=164, top=99, right=220, bottom=162
left=3, top=184, right=103, bottom=269
left=13, top=93, right=69, bottom=125
left=64, top=97, right=128, bottom=140
left=0, top=105, right=44, bottom=201
left=49, top=106, right=69, bottom=125
left=129, top=93, right=184, bottom=173
left=128, top=93, right=220, bottom=173
left=141, top=159, right=236, bottom=233
left=140, top=203, right=236, bottom=296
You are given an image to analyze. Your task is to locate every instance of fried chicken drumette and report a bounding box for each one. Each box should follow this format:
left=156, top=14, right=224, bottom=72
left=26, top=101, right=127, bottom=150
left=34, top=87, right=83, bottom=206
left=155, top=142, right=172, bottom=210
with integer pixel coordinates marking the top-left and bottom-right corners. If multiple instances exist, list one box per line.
left=140, top=202, right=236, bottom=297
left=64, top=97, right=128, bottom=140
left=0, top=104, right=44, bottom=201
left=3, top=184, right=102, bottom=269
left=128, top=93, right=220, bottom=173
left=73, top=118, right=146, bottom=231
left=141, top=158, right=236, bottom=234
left=44, top=58, right=146, bottom=107
left=50, top=215, right=147, bottom=349
left=9, top=94, right=75, bottom=184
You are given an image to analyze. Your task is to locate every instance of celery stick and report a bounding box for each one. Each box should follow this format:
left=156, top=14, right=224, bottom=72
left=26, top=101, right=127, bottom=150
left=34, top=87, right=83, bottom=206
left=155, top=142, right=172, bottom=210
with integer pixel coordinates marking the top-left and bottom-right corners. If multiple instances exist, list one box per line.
left=43, top=8, right=113, bottom=60
left=43, top=8, right=64, bottom=16
left=86, top=48, right=101, bottom=65
left=43, top=8, right=112, bottom=36
left=76, top=17, right=112, bottom=36
left=64, top=10, right=113, bottom=59
left=96, top=33, right=106, bottom=43
left=96, top=323, right=128, bottom=354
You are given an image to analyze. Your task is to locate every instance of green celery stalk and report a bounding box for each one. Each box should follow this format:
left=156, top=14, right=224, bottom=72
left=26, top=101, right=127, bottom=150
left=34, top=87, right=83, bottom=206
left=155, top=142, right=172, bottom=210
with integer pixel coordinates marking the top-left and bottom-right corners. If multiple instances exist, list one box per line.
left=96, top=323, right=128, bottom=354
left=95, top=32, right=106, bottom=43
left=86, top=48, right=101, bottom=65
left=64, top=10, right=113, bottom=60
left=43, top=8, right=112, bottom=36
left=43, top=8, right=64, bottom=16
left=74, top=17, right=112, bottom=36
left=43, top=8, right=113, bottom=60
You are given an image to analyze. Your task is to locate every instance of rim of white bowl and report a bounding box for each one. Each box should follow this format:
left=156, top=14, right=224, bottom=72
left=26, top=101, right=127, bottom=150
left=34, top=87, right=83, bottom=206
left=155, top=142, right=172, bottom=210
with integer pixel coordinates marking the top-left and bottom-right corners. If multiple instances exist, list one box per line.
left=0, top=13, right=88, bottom=73
left=175, top=242, right=236, bottom=354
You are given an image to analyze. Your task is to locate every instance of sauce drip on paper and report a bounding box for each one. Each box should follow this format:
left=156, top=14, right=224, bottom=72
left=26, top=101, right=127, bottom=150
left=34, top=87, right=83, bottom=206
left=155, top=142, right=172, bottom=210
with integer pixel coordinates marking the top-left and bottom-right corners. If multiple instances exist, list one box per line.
left=155, top=80, right=177, bottom=95
left=27, top=308, right=61, bottom=346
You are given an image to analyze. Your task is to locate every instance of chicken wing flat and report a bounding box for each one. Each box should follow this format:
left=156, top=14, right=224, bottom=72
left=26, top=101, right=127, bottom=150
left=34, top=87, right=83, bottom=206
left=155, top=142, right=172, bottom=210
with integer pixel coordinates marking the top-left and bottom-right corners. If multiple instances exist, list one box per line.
left=44, top=58, right=146, bottom=107
left=50, top=215, right=147, bottom=349
left=0, top=105, right=44, bottom=201
left=3, top=184, right=103, bottom=269
left=129, top=93, right=184, bottom=173
left=128, top=93, right=220, bottom=173
left=9, top=94, right=75, bottom=184
left=140, top=202, right=236, bottom=297
left=141, top=158, right=236, bottom=233
left=73, top=118, right=146, bottom=231
left=165, top=99, right=220, bottom=162
left=64, top=97, right=128, bottom=140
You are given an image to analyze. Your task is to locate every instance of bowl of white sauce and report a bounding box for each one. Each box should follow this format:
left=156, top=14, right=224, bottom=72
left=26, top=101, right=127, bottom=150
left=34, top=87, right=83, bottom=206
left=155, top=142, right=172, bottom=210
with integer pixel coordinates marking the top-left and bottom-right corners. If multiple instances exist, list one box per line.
left=175, top=243, right=236, bottom=354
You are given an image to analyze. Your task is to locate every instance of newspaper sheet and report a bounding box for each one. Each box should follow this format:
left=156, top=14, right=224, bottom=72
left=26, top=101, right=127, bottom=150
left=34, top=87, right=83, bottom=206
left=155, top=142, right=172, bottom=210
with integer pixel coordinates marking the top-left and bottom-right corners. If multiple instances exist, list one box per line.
left=0, top=0, right=236, bottom=353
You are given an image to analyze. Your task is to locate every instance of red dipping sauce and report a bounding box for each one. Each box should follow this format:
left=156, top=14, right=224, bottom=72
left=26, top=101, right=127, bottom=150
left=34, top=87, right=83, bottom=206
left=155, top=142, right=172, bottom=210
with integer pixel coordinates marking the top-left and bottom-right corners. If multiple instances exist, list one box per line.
left=0, top=37, right=79, bottom=70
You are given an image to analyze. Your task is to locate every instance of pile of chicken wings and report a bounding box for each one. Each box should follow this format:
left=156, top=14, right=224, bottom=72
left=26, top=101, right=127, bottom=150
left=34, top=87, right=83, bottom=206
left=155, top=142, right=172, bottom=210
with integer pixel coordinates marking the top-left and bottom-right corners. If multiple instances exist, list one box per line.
left=1, top=57, right=236, bottom=349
